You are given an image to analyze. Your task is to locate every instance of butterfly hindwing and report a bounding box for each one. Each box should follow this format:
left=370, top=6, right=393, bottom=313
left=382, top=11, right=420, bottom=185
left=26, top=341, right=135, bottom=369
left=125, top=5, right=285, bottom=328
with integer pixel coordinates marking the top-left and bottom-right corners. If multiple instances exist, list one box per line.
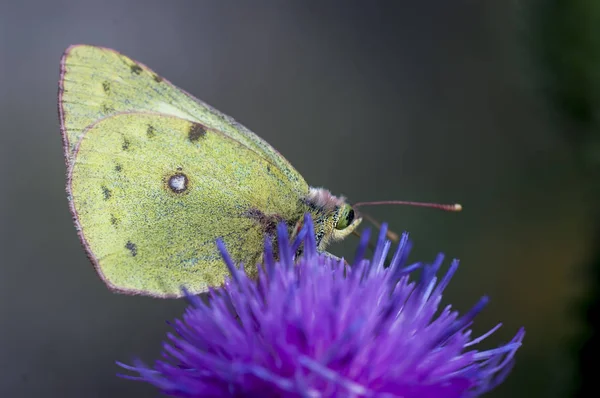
left=68, top=112, right=309, bottom=297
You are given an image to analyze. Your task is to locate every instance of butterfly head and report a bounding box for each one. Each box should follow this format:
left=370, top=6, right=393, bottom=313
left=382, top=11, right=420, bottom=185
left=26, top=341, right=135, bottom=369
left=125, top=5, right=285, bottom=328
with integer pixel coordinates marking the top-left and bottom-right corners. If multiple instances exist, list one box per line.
left=332, top=202, right=361, bottom=239
left=304, top=187, right=362, bottom=250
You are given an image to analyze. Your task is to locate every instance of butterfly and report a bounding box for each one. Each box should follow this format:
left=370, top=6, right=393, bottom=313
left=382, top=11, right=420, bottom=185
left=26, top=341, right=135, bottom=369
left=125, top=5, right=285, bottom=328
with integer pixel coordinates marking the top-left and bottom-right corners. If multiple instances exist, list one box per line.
left=59, top=45, right=364, bottom=298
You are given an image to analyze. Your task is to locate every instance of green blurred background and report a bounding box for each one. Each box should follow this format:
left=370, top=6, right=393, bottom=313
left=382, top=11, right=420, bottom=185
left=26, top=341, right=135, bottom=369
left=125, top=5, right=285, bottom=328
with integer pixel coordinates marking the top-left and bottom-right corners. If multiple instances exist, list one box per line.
left=0, top=1, right=597, bottom=397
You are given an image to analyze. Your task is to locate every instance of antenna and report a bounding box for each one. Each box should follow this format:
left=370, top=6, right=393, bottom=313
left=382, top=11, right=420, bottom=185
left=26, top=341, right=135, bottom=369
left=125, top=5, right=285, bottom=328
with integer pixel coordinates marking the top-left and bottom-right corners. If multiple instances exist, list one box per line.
left=352, top=201, right=462, bottom=243
left=354, top=201, right=462, bottom=212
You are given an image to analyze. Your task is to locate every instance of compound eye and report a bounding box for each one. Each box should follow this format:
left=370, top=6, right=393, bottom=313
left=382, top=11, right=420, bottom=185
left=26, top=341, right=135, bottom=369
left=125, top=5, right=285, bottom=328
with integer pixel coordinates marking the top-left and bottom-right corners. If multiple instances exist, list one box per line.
left=335, top=205, right=355, bottom=230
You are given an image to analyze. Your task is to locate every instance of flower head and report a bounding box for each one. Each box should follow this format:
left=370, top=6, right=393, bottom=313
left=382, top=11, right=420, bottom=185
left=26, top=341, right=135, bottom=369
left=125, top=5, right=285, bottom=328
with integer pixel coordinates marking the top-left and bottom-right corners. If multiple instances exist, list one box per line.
left=119, top=215, right=524, bottom=397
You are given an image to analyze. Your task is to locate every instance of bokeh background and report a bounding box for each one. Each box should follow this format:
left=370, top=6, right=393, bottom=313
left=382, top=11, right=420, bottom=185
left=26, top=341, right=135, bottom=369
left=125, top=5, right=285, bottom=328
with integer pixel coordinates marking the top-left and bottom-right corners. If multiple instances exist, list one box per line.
left=1, top=1, right=598, bottom=397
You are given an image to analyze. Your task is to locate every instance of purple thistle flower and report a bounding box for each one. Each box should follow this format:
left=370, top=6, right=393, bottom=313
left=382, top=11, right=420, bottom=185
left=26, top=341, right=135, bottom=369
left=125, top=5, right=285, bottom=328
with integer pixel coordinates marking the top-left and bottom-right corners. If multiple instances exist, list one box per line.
left=118, top=214, right=525, bottom=397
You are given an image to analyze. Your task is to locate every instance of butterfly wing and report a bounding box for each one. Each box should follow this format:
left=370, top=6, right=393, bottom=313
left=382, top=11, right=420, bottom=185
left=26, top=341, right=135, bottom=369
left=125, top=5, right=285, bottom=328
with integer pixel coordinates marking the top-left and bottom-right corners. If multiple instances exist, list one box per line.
left=68, top=112, right=309, bottom=297
left=59, top=45, right=304, bottom=192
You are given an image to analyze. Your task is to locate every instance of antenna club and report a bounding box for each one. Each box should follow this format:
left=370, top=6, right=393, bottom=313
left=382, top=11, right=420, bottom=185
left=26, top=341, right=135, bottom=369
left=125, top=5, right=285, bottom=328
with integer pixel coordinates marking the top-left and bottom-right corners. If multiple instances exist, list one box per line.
left=453, top=203, right=463, bottom=212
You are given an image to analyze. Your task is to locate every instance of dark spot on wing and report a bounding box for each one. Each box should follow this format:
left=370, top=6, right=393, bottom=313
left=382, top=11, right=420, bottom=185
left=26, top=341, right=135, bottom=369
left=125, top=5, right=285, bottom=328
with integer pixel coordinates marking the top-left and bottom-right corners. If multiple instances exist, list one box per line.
left=122, top=138, right=130, bottom=150
left=267, top=165, right=271, bottom=173
left=147, top=125, right=156, bottom=138
left=102, top=81, right=111, bottom=93
left=244, top=209, right=302, bottom=261
left=244, top=208, right=284, bottom=237
left=130, top=64, right=143, bottom=75
left=102, top=104, right=115, bottom=113
left=115, top=164, right=122, bottom=172
left=125, top=241, right=137, bottom=256
left=102, top=186, right=112, bottom=200
left=110, top=214, right=119, bottom=226
left=167, top=173, right=188, bottom=193
left=153, top=74, right=163, bottom=83
left=188, top=124, right=207, bottom=142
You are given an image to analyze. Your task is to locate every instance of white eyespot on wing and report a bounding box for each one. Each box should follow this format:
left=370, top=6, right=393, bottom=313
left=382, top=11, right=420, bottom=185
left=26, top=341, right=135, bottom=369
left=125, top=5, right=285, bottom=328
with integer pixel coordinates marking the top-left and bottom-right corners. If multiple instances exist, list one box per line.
left=168, top=173, right=188, bottom=193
